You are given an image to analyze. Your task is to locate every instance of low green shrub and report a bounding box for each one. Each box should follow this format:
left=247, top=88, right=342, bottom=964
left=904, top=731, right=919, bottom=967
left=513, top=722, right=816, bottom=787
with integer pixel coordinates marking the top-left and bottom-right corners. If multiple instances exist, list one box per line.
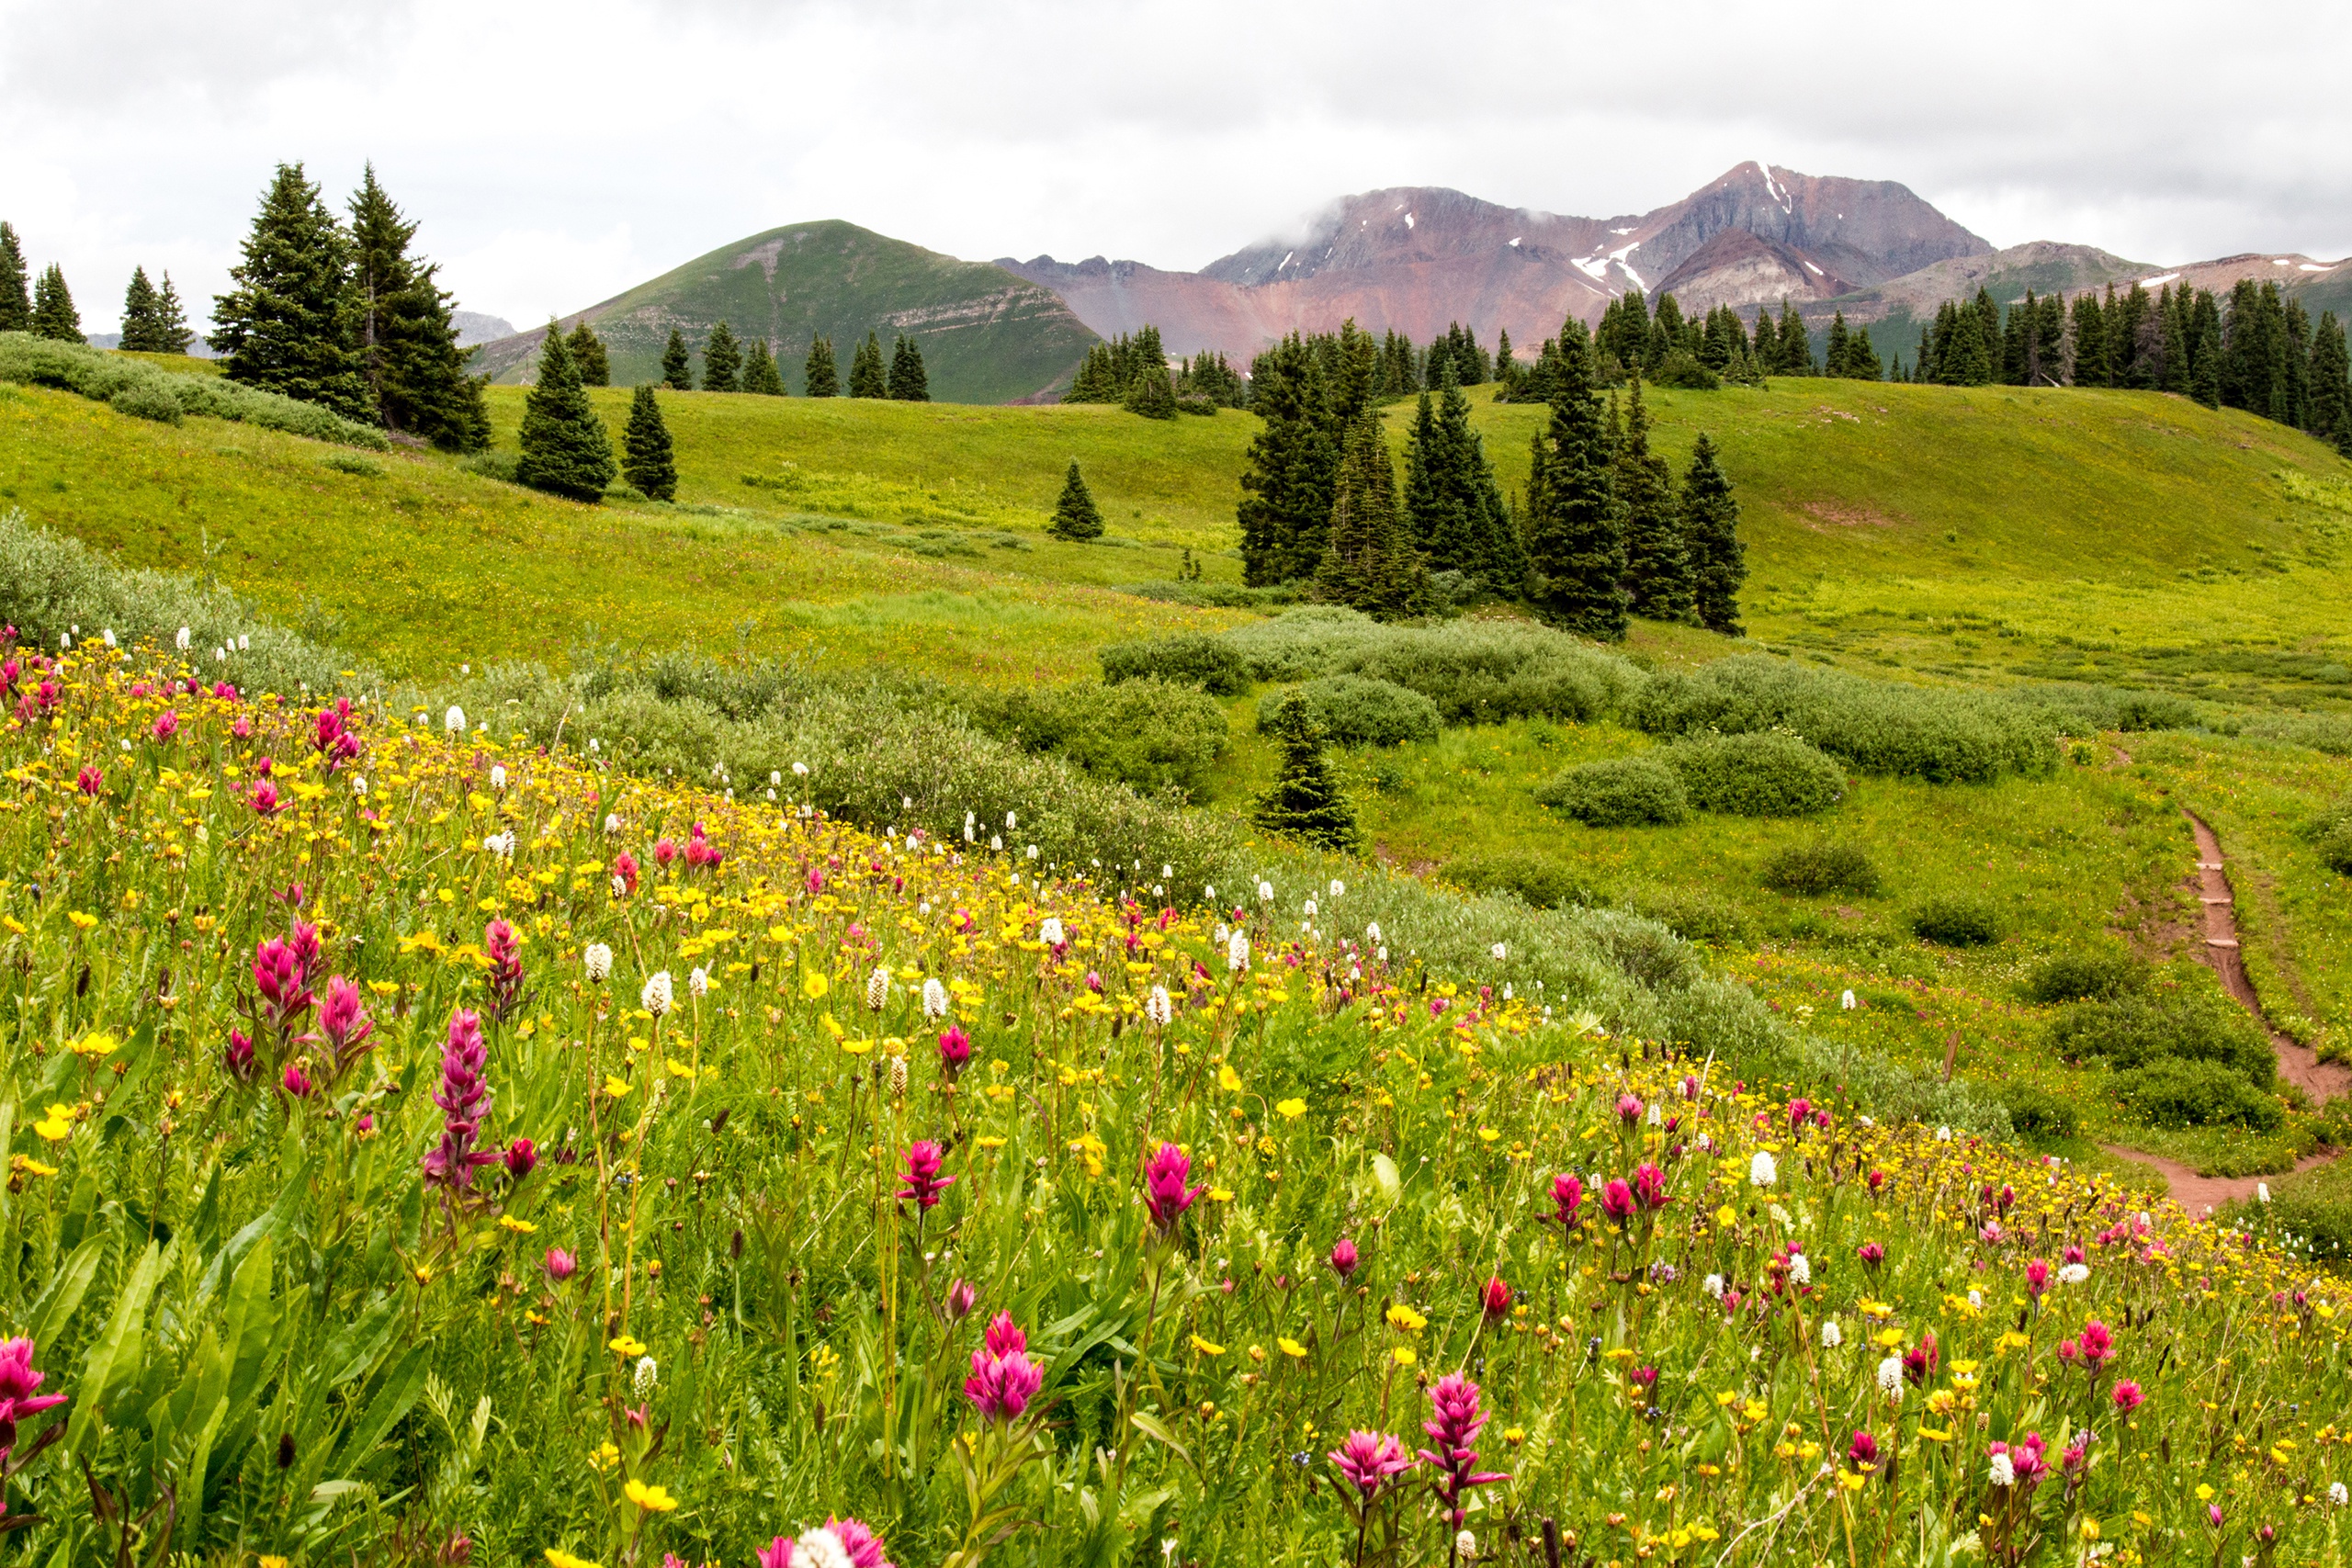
left=1445, top=852, right=1609, bottom=910
left=1099, top=633, right=1250, bottom=696
left=1120, top=581, right=1300, bottom=610
left=2021, top=946, right=2146, bottom=1005
left=2113, top=1058, right=2282, bottom=1131
left=1909, top=895, right=2001, bottom=947
left=1535, top=756, right=1689, bottom=827
left=2048, top=990, right=2275, bottom=1086
left=1758, top=840, right=1883, bottom=897
left=2012, top=682, right=2200, bottom=734
left=107, top=381, right=183, bottom=424
left=2240, top=712, right=2352, bottom=756
left=460, top=451, right=522, bottom=483
left=2003, top=1084, right=2082, bottom=1141
left=1662, top=731, right=1845, bottom=817
left=1622, top=888, right=1752, bottom=946
left=970, top=677, right=1230, bottom=795
left=0, top=332, right=389, bottom=448
left=1219, top=609, right=1643, bottom=724
left=1258, top=675, right=1439, bottom=749
left=1653, top=349, right=1720, bottom=389
left=2321, top=827, right=2352, bottom=876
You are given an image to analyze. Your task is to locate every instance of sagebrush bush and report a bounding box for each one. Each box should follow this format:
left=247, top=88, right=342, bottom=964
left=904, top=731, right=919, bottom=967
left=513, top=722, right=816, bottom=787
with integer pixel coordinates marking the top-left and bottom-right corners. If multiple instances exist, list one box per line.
left=1661, top=731, right=1845, bottom=817
left=1908, top=895, right=2001, bottom=947
left=2114, top=1057, right=2283, bottom=1131
left=2022, top=946, right=2146, bottom=1005
left=1534, top=756, right=1689, bottom=827
left=1099, top=632, right=1250, bottom=696
left=1445, top=852, right=1608, bottom=910
left=1220, top=609, right=1642, bottom=724
left=1258, top=675, right=1439, bottom=749
left=1758, top=840, right=1883, bottom=897
left=2048, top=989, right=2275, bottom=1086
left=1631, top=655, right=2059, bottom=782
left=2011, top=682, right=2200, bottom=735
left=972, top=677, right=1230, bottom=794
left=0, top=332, right=388, bottom=448
left=2240, top=712, right=2352, bottom=756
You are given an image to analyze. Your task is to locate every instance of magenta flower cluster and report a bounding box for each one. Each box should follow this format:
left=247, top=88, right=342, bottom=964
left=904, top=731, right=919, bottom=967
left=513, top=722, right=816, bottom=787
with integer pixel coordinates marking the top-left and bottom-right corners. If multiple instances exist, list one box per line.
left=963, top=1313, right=1043, bottom=1425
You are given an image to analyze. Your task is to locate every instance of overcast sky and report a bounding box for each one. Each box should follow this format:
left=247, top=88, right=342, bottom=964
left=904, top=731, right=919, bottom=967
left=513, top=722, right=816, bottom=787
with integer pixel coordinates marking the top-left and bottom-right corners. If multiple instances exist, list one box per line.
left=6, top=0, right=2349, bottom=334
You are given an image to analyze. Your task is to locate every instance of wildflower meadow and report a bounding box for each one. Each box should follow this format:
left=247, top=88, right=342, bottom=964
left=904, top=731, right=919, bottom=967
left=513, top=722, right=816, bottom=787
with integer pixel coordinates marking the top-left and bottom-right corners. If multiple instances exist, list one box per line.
left=2, top=637, right=2349, bottom=1568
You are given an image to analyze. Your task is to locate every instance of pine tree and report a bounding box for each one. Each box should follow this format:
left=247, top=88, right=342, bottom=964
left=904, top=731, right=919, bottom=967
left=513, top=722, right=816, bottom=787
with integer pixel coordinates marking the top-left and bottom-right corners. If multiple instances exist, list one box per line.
left=29, top=265, right=82, bottom=343
left=1776, top=300, right=1813, bottom=374
left=1682, top=433, right=1746, bottom=636
left=118, top=266, right=163, bottom=351
left=1402, top=385, right=1465, bottom=570
left=1751, top=306, right=1778, bottom=369
left=1522, top=322, right=1627, bottom=638
left=662, top=331, right=694, bottom=391
left=2309, top=312, right=2352, bottom=455
left=347, top=167, right=488, bottom=449
left=848, top=333, right=888, bottom=398
left=1824, top=312, right=1850, bottom=378
left=211, top=164, right=368, bottom=419
left=702, top=322, right=741, bottom=392
left=0, top=222, right=28, bottom=333
left=741, top=338, right=786, bottom=395
left=1124, top=358, right=1177, bottom=418
left=2070, top=292, right=2107, bottom=388
left=888, top=334, right=931, bottom=400
left=516, top=320, right=616, bottom=502
left=1317, top=412, right=1424, bottom=617
left=1049, top=459, right=1105, bottom=540
left=803, top=336, right=839, bottom=397
left=1252, top=711, right=1360, bottom=852
left=1236, top=334, right=1340, bottom=585
left=1843, top=326, right=1881, bottom=380
left=2158, top=288, right=2189, bottom=395
left=150, top=274, right=191, bottom=355
left=567, top=321, right=610, bottom=387
left=622, top=384, right=677, bottom=501
left=1615, top=377, right=1692, bottom=622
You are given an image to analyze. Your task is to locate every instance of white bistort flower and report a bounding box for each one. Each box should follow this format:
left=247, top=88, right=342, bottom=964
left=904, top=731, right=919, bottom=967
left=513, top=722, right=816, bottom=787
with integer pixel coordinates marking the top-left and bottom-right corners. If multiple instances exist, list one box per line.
left=1702, top=1273, right=1725, bottom=1299
left=1147, top=985, right=1173, bottom=1026
left=2332, top=1481, right=2350, bottom=1507
left=1748, top=1151, right=1778, bottom=1188
left=445, top=705, right=466, bottom=734
left=1257, top=881, right=1273, bottom=902
left=1788, top=1252, right=1812, bottom=1286
left=1988, top=1452, right=2016, bottom=1488
left=688, top=966, right=709, bottom=999
left=641, top=971, right=673, bottom=1017
left=1038, top=917, right=1065, bottom=946
left=922, top=977, right=949, bottom=1020
left=792, top=1527, right=860, bottom=1568
left=2058, top=1263, right=2089, bottom=1286
left=633, top=1356, right=658, bottom=1398
left=1227, top=931, right=1250, bottom=972
left=1821, top=1319, right=1842, bottom=1348
left=1876, top=1357, right=1904, bottom=1398
left=583, top=943, right=613, bottom=982
left=865, top=965, right=889, bottom=1011
left=1490, top=942, right=1507, bottom=961
left=489, top=764, right=506, bottom=790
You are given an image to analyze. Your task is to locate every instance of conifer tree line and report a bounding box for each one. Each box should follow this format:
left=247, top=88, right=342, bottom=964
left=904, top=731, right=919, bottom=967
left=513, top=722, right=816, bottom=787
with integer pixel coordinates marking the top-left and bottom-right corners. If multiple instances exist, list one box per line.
left=1238, top=315, right=1745, bottom=640
left=637, top=323, right=924, bottom=399
left=1901, top=279, right=2352, bottom=453
left=201, top=164, right=490, bottom=450
left=117, top=266, right=192, bottom=354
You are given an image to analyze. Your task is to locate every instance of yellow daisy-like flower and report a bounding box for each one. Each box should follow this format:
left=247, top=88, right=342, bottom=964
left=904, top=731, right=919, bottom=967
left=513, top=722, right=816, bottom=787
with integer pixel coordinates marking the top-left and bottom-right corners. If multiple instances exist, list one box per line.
left=546, top=1549, right=602, bottom=1568
left=1274, top=1098, right=1306, bottom=1121
left=1277, top=1337, right=1308, bottom=1359
left=1393, top=1347, right=1417, bottom=1367
left=498, top=1215, right=537, bottom=1234
left=607, top=1335, right=647, bottom=1357
left=67, top=910, right=98, bottom=931
left=622, top=1478, right=678, bottom=1513
left=10, top=1156, right=58, bottom=1179
left=604, top=1076, right=633, bottom=1099
left=67, top=1032, right=118, bottom=1058
left=1217, top=1063, right=1242, bottom=1093
left=1189, top=1335, right=1225, bottom=1357
left=802, top=969, right=829, bottom=1000
left=33, top=1103, right=74, bottom=1143
left=1385, top=1303, right=1428, bottom=1333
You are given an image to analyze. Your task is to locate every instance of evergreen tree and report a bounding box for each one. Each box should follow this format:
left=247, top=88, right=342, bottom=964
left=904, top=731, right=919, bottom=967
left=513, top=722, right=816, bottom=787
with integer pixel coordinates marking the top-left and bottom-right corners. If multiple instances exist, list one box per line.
left=2070, top=292, right=2108, bottom=387
left=150, top=274, right=192, bottom=355
left=1751, top=306, right=1778, bottom=369
left=1064, top=342, right=1119, bottom=403
left=516, top=320, right=616, bottom=502
left=1236, top=334, right=1340, bottom=585
left=2190, top=311, right=2223, bottom=409
left=2158, top=288, right=2189, bottom=395
left=1492, top=328, right=1519, bottom=399
left=347, top=166, right=488, bottom=449
left=1843, top=325, right=1881, bottom=380
left=888, top=334, right=931, bottom=400
left=741, top=338, right=786, bottom=396
left=1124, top=357, right=1177, bottom=418
left=1049, top=459, right=1105, bottom=540
left=803, top=336, right=839, bottom=397
left=848, top=333, right=888, bottom=398
left=567, top=321, right=610, bottom=387
left=210, top=163, right=369, bottom=419
left=2309, top=311, right=2352, bottom=455
left=29, top=265, right=82, bottom=343
left=622, top=384, right=677, bottom=502
left=1824, top=311, right=1850, bottom=378
left=0, top=222, right=27, bottom=333
left=1776, top=300, right=1812, bottom=373
left=1252, top=711, right=1360, bottom=852
left=662, top=330, right=694, bottom=391
left=1522, top=322, right=1627, bottom=638
left=1646, top=294, right=1685, bottom=372
left=1615, top=377, right=1692, bottom=622
left=701, top=322, right=741, bottom=392
left=1681, top=432, right=1746, bottom=637
left=1316, top=412, right=1425, bottom=618
left=118, top=266, right=164, bottom=351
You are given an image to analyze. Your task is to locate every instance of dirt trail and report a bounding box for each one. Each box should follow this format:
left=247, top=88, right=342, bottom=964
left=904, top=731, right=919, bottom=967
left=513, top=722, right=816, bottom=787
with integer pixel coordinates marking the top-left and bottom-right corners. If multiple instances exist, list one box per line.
left=2100, top=810, right=2345, bottom=1214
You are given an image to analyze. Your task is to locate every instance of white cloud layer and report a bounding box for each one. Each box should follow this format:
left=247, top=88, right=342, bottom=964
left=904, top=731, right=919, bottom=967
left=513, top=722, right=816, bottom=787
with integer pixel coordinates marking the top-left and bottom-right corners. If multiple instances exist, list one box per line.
left=4, top=0, right=2348, bottom=333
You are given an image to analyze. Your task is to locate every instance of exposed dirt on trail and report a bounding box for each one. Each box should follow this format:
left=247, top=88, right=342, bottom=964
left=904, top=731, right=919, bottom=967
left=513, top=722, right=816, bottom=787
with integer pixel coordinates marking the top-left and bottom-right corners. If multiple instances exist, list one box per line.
left=2102, top=810, right=2343, bottom=1213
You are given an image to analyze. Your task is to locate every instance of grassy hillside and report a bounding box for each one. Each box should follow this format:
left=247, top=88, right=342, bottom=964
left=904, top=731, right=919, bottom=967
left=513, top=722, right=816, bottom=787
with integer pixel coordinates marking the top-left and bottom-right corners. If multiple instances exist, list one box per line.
left=472, top=220, right=1099, bottom=403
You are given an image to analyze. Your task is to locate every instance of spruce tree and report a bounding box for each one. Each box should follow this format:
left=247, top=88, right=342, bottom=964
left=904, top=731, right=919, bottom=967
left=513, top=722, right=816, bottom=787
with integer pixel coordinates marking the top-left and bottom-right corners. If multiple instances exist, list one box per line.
left=1048, top=460, right=1104, bottom=540
left=1824, top=312, right=1850, bottom=378
left=118, top=266, right=163, bottom=351
left=1682, top=433, right=1746, bottom=636
left=1124, top=358, right=1178, bottom=418
left=516, top=319, right=616, bottom=502
left=567, top=321, right=610, bottom=387
left=848, top=332, right=888, bottom=398
left=2069, top=293, right=2107, bottom=387
left=702, top=322, right=741, bottom=392
left=1751, top=306, right=1778, bottom=369
left=2310, top=312, right=2352, bottom=455
left=1253, top=711, right=1360, bottom=852
left=347, top=166, right=488, bottom=449
left=1522, top=322, right=1627, bottom=638
left=888, top=334, right=931, bottom=400
left=150, top=274, right=191, bottom=355
left=1316, top=412, right=1422, bottom=617
left=29, top=265, right=82, bottom=343
left=211, top=163, right=368, bottom=419
left=622, top=384, right=677, bottom=501
left=804, top=336, right=838, bottom=397
left=662, top=330, right=694, bottom=391
left=1775, top=300, right=1812, bottom=374
left=1401, top=388, right=1464, bottom=569
left=742, top=338, right=786, bottom=395
left=1615, top=377, right=1692, bottom=622
left=0, top=222, right=27, bottom=333
left=1236, top=333, right=1340, bottom=585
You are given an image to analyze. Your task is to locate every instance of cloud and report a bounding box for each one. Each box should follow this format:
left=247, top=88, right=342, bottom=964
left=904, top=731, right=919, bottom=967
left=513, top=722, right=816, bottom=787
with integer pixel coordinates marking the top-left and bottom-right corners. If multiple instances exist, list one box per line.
left=2, top=0, right=2347, bottom=332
